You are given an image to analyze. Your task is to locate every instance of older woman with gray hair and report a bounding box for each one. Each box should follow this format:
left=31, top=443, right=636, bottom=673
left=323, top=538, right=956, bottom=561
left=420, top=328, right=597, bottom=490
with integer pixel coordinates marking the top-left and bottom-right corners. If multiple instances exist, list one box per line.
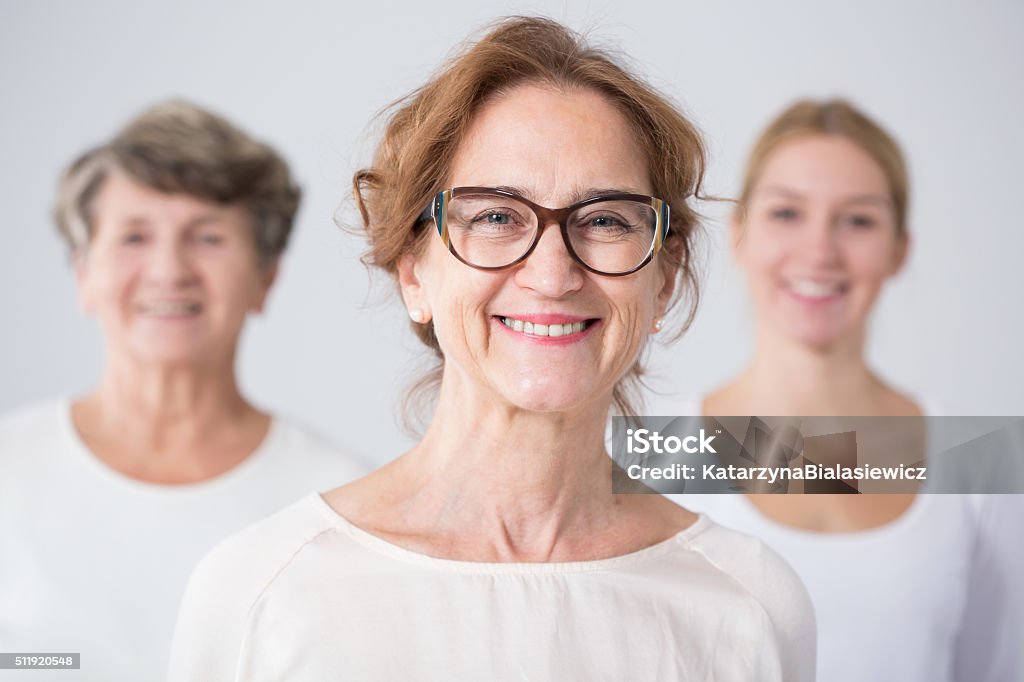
left=0, top=100, right=364, bottom=681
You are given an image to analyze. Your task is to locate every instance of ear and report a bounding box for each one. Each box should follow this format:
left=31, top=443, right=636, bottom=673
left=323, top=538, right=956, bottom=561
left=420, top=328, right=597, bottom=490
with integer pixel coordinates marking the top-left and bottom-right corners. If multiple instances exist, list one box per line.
left=397, top=252, right=431, bottom=322
left=251, top=259, right=280, bottom=314
left=891, top=232, right=910, bottom=276
left=655, top=257, right=677, bottom=319
left=72, top=249, right=95, bottom=315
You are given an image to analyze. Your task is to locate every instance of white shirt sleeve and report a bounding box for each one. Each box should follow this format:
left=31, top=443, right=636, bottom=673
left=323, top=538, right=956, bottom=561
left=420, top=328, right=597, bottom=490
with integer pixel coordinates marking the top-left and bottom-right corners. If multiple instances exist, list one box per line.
left=953, top=494, right=1024, bottom=682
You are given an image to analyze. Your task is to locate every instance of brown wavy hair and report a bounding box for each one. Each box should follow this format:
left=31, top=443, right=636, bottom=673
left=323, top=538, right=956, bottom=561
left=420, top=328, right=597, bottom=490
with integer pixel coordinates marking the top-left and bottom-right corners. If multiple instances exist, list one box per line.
left=737, top=98, right=910, bottom=235
left=352, top=16, right=708, bottom=429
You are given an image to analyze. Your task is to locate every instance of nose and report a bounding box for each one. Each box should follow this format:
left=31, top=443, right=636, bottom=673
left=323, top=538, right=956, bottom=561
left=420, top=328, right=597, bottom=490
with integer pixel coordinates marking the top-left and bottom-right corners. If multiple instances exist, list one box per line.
left=145, top=236, right=197, bottom=287
left=513, top=221, right=585, bottom=297
left=801, top=212, right=843, bottom=267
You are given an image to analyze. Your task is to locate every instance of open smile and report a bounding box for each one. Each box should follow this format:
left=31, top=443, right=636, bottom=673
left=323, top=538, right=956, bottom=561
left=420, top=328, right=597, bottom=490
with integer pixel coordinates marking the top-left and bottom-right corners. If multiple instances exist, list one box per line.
left=493, top=315, right=600, bottom=342
left=781, top=278, right=849, bottom=304
left=136, top=300, right=203, bottom=317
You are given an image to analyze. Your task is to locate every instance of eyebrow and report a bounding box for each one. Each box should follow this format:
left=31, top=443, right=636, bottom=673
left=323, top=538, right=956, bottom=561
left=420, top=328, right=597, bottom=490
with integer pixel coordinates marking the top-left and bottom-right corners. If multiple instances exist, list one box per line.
left=758, top=186, right=893, bottom=208
left=184, top=215, right=226, bottom=230
left=117, top=214, right=224, bottom=229
left=493, top=185, right=647, bottom=205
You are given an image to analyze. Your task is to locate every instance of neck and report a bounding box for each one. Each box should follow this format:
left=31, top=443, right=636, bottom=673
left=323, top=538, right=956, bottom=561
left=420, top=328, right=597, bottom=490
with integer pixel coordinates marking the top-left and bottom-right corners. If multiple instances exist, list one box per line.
left=730, top=324, right=883, bottom=415
left=391, top=370, right=617, bottom=560
left=82, top=351, right=254, bottom=449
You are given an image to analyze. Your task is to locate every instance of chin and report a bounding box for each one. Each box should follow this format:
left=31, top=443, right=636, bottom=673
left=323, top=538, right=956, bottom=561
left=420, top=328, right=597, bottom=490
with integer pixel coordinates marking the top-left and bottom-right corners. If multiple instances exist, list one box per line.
left=127, top=341, right=221, bottom=368
left=786, top=324, right=851, bottom=352
left=499, top=377, right=599, bottom=414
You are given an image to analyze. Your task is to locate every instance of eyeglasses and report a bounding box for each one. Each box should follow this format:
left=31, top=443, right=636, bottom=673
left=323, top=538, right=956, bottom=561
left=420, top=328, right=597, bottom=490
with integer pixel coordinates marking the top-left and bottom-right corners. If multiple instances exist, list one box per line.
left=419, top=187, right=670, bottom=276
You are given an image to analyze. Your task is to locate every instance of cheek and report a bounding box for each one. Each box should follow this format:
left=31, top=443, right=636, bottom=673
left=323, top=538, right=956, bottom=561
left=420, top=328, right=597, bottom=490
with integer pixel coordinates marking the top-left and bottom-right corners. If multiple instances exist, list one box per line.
left=423, top=274, right=495, bottom=352
left=84, top=257, right=137, bottom=308
left=607, top=278, right=659, bottom=336
left=846, top=238, right=899, bottom=282
left=204, top=255, right=264, bottom=306
left=737, top=233, right=787, bottom=282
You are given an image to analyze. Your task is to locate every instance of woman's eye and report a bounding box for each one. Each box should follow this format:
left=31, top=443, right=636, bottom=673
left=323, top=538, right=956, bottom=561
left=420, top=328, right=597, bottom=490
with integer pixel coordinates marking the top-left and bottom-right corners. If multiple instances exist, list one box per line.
left=589, top=215, right=625, bottom=229
left=769, top=207, right=799, bottom=221
left=197, top=233, right=224, bottom=245
left=585, top=215, right=633, bottom=234
left=843, top=214, right=877, bottom=229
left=469, top=209, right=522, bottom=229
left=120, top=233, right=146, bottom=245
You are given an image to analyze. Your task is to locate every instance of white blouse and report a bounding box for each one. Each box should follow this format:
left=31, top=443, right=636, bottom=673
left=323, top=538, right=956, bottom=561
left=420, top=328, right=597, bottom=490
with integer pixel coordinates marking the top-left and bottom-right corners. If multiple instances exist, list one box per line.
left=0, top=400, right=367, bottom=682
left=170, top=493, right=816, bottom=681
left=656, top=395, right=1024, bottom=681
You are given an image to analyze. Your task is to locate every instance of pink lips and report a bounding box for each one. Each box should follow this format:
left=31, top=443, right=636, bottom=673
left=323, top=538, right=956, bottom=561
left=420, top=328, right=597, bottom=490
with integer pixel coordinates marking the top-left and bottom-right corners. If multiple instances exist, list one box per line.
left=782, top=286, right=847, bottom=308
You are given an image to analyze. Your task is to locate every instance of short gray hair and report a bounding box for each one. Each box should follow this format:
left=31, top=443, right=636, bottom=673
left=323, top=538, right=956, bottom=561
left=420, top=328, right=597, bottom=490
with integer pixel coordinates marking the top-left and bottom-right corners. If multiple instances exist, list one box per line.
left=54, top=99, right=300, bottom=265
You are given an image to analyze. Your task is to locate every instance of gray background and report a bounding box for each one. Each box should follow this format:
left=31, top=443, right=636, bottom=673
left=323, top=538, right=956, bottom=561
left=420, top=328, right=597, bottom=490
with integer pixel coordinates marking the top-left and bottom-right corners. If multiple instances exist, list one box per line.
left=2, top=0, right=1022, bottom=468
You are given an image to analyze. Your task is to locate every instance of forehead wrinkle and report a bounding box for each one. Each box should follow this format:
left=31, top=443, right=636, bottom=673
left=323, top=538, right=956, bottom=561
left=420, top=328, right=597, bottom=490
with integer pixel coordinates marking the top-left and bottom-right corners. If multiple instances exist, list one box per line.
left=757, top=185, right=892, bottom=209
left=450, top=85, right=652, bottom=207
left=490, top=185, right=649, bottom=208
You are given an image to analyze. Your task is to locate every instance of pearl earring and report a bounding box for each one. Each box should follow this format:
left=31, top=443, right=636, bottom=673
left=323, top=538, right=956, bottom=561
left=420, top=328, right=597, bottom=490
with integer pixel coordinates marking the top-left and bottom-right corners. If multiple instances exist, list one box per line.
left=409, top=308, right=424, bottom=323
left=653, top=318, right=665, bottom=332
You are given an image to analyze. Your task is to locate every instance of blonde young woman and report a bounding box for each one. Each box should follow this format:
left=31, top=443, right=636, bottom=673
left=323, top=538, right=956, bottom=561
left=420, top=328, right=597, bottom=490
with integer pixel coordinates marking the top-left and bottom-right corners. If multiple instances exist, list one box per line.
left=670, top=100, right=1023, bottom=681
left=170, top=18, right=815, bottom=681
left=0, top=101, right=365, bottom=681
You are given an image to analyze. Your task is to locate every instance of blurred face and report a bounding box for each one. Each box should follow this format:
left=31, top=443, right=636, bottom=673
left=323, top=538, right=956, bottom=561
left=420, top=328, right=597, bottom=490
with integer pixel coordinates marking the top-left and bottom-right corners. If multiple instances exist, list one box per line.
left=76, top=172, right=275, bottom=368
left=399, top=84, right=673, bottom=413
left=736, top=135, right=907, bottom=349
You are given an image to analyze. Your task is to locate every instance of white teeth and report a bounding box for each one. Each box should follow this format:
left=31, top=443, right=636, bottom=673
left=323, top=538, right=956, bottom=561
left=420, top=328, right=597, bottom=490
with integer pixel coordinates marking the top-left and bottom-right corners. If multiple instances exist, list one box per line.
left=789, top=279, right=842, bottom=298
left=140, top=301, right=201, bottom=316
left=499, top=317, right=589, bottom=337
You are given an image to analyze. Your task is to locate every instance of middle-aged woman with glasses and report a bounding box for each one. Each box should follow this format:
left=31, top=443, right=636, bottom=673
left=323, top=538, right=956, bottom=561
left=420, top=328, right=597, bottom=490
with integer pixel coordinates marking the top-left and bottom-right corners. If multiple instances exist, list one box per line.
left=170, top=17, right=815, bottom=681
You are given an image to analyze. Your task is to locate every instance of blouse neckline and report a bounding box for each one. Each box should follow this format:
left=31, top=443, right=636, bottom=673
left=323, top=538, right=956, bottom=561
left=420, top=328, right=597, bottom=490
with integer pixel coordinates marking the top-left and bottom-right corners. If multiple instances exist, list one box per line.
left=309, top=492, right=714, bottom=575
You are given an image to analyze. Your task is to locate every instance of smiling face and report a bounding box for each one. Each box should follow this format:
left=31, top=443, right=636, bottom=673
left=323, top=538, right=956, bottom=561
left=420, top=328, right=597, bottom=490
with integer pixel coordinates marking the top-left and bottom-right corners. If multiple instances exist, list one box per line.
left=736, top=134, right=907, bottom=350
left=399, top=84, right=672, bottom=413
left=76, top=172, right=275, bottom=368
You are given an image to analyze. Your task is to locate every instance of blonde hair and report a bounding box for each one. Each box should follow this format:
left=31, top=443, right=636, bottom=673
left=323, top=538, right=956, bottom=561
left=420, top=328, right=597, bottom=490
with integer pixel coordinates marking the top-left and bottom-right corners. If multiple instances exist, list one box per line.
left=54, top=99, right=300, bottom=265
left=352, top=16, right=708, bottom=429
left=738, top=98, right=909, bottom=235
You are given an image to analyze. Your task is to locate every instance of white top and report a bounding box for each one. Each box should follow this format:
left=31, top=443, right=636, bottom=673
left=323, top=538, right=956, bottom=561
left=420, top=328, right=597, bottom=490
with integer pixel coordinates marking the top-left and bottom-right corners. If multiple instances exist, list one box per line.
left=654, top=395, right=1024, bottom=682
left=0, top=399, right=368, bottom=682
left=170, top=493, right=816, bottom=681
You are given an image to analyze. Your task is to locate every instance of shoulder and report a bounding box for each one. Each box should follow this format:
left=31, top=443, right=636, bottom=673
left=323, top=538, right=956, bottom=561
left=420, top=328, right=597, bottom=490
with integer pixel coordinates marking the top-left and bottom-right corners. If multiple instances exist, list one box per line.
left=0, top=399, right=63, bottom=439
left=178, top=493, right=341, bottom=606
left=681, top=518, right=817, bottom=681
left=168, top=494, right=345, bottom=680
left=0, top=399, right=66, bottom=463
left=684, top=518, right=812, bottom=607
